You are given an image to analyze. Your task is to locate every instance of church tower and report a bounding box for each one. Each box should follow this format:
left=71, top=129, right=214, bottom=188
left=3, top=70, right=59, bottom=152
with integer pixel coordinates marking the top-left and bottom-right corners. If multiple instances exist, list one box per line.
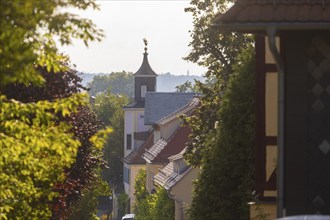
left=133, top=38, right=157, bottom=105
left=123, top=39, right=158, bottom=209
left=123, top=39, right=157, bottom=158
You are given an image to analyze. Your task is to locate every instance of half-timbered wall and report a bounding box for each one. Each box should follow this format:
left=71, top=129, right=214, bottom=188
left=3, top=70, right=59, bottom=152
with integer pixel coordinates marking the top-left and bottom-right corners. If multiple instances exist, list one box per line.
left=255, top=36, right=279, bottom=201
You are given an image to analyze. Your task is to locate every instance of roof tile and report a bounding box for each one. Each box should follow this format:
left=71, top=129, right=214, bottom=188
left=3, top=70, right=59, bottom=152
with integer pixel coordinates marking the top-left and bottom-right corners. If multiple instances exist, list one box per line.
left=286, top=5, right=299, bottom=21
left=298, top=5, right=311, bottom=21
left=144, top=93, right=198, bottom=125
left=310, top=5, right=323, bottom=21
left=261, top=5, right=274, bottom=22
left=323, top=6, right=330, bottom=20
left=152, top=125, right=191, bottom=163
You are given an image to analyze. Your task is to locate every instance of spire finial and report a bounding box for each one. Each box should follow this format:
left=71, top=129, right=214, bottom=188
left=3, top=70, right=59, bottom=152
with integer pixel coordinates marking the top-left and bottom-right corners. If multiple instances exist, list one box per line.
left=143, top=38, right=148, bottom=53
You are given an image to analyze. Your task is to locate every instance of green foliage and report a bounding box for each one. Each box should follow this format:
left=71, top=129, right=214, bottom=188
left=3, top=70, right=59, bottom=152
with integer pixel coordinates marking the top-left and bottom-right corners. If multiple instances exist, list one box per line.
left=175, top=80, right=200, bottom=93
left=189, top=47, right=255, bottom=220
left=0, top=0, right=103, bottom=87
left=88, top=72, right=134, bottom=97
left=93, top=92, right=129, bottom=188
left=118, top=193, right=129, bottom=218
left=0, top=94, right=85, bottom=219
left=134, top=170, right=174, bottom=220
left=0, top=0, right=107, bottom=219
left=68, top=176, right=111, bottom=220
left=151, top=188, right=174, bottom=220
left=184, top=0, right=253, bottom=166
left=134, top=170, right=152, bottom=220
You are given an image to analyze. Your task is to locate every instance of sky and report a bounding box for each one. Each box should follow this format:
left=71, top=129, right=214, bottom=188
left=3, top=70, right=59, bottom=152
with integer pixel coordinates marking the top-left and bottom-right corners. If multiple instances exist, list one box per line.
left=58, top=0, right=208, bottom=76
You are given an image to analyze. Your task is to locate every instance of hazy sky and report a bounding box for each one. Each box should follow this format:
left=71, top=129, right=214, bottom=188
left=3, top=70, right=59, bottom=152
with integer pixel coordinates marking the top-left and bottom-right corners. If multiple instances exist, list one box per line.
left=58, top=0, right=207, bottom=76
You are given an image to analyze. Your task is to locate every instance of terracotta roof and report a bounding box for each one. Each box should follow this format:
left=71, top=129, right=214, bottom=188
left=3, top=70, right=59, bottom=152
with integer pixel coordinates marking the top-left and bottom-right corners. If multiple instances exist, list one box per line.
left=152, top=125, right=192, bottom=163
left=124, top=132, right=154, bottom=164
left=142, top=138, right=168, bottom=163
left=214, top=0, right=330, bottom=31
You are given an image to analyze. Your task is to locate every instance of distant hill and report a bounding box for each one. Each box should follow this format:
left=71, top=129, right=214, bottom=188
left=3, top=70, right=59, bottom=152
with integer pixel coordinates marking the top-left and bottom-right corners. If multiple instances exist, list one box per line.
left=156, top=73, right=204, bottom=92
left=78, top=72, right=106, bottom=87
left=79, top=72, right=205, bottom=93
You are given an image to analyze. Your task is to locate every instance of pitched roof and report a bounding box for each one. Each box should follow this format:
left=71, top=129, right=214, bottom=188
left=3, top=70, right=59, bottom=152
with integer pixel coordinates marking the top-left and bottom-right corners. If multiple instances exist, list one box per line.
left=214, top=0, right=330, bottom=32
left=152, top=125, right=191, bottom=163
left=134, top=52, right=158, bottom=77
left=124, top=132, right=154, bottom=164
left=153, top=149, right=192, bottom=190
left=144, top=92, right=198, bottom=125
left=155, top=97, right=200, bottom=127
left=142, top=138, right=168, bottom=163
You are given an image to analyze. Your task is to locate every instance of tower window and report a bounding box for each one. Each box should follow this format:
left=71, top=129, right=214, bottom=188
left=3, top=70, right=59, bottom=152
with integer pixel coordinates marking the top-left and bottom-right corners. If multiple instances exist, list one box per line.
left=126, top=134, right=132, bottom=150
left=141, top=85, right=147, bottom=97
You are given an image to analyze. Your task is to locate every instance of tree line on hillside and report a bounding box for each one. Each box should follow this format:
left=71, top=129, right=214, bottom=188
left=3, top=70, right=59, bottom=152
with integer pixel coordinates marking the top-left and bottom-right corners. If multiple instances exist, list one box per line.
left=84, top=72, right=204, bottom=96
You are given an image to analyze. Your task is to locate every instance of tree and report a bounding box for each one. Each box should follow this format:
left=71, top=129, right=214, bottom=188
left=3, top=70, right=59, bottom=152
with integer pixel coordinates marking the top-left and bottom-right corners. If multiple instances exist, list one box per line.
left=0, top=94, right=84, bottom=219
left=175, top=80, right=200, bottom=93
left=93, top=91, right=129, bottom=189
left=67, top=177, right=111, bottom=220
left=2, top=62, right=111, bottom=219
left=87, top=72, right=134, bottom=97
left=0, top=0, right=103, bottom=87
left=189, top=47, right=255, bottom=219
left=134, top=170, right=151, bottom=220
left=0, top=0, right=107, bottom=219
left=183, top=0, right=253, bottom=166
left=183, top=0, right=256, bottom=218
left=133, top=170, right=174, bottom=220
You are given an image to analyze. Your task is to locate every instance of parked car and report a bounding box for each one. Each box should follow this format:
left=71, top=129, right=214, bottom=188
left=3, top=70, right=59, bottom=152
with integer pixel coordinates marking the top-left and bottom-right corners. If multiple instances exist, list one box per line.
left=121, top=213, right=135, bottom=220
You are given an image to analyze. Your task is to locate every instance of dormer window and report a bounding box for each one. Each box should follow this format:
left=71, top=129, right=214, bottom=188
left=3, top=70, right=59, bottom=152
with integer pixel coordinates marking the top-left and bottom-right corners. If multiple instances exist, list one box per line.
left=141, top=85, right=147, bottom=97
left=173, top=159, right=188, bottom=174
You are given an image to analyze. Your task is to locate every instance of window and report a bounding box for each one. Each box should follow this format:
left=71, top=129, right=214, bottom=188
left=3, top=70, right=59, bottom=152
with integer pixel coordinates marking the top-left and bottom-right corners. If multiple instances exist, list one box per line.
left=124, top=167, right=130, bottom=184
left=141, top=85, right=147, bottom=97
left=126, top=134, right=132, bottom=150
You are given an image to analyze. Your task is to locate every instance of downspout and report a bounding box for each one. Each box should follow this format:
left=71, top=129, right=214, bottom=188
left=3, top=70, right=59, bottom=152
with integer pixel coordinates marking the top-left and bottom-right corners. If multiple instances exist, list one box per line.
left=266, top=27, right=285, bottom=217
left=167, top=190, right=183, bottom=220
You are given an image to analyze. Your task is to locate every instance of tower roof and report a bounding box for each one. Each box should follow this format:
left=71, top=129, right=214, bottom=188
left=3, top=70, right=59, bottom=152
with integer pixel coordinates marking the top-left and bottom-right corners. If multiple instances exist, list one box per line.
left=134, top=39, right=158, bottom=77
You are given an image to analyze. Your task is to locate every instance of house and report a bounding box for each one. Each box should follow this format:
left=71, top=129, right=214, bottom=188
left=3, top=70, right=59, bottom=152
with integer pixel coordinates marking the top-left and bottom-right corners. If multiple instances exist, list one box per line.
left=142, top=95, right=199, bottom=193
left=214, top=0, right=330, bottom=218
left=122, top=42, right=157, bottom=211
left=154, top=148, right=200, bottom=220
left=143, top=97, right=200, bottom=220
left=123, top=42, right=199, bottom=211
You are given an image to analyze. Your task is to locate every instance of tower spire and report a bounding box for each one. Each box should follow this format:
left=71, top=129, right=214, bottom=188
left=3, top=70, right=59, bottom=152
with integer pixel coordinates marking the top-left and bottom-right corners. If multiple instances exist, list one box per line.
left=143, top=38, right=148, bottom=53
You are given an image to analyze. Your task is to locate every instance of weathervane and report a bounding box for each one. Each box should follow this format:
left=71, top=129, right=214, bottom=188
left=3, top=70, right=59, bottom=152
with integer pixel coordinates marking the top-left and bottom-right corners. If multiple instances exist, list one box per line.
left=143, top=38, right=148, bottom=53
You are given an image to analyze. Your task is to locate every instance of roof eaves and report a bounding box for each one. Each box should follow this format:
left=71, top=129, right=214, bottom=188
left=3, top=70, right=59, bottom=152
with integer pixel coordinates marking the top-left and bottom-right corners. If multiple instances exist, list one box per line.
left=153, top=166, right=193, bottom=190
left=212, top=22, right=330, bottom=32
